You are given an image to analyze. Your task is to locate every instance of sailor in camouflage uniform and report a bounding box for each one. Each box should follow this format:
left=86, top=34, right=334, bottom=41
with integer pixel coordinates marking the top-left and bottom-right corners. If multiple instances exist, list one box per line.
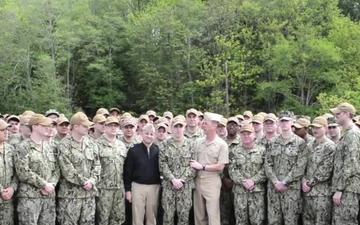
left=228, top=123, right=266, bottom=225
left=96, top=116, right=127, bottom=225
left=0, top=119, right=18, bottom=225
left=159, top=115, right=196, bottom=225
left=15, top=114, right=60, bottom=225
left=57, top=112, right=101, bottom=225
left=331, top=103, right=360, bottom=225
left=264, top=111, right=307, bottom=225
left=301, top=116, right=335, bottom=225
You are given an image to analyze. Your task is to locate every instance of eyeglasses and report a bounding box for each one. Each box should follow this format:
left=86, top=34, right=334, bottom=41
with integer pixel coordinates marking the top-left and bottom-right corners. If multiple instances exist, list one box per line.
left=328, top=126, right=337, bottom=129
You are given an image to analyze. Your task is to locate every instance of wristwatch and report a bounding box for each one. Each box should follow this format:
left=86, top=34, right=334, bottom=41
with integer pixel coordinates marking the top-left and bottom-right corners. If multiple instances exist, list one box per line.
left=202, top=165, right=206, bottom=171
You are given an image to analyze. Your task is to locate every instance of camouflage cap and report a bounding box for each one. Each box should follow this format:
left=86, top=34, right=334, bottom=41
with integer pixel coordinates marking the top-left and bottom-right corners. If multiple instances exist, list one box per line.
left=21, top=110, right=35, bottom=117
left=236, top=114, right=244, bottom=121
left=146, top=110, right=157, bottom=117
left=327, top=117, right=338, bottom=127
left=109, top=107, right=121, bottom=113
left=122, top=112, right=132, bottom=118
left=163, top=111, right=174, bottom=119
left=122, top=117, right=137, bottom=127
left=203, top=112, right=223, bottom=123
left=172, top=115, right=186, bottom=126
left=278, top=111, right=295, bottom=121
left=240, top=123, right=255, bottom=133
left=70, top=112, right=93, bottom=127
left=330, top=102, right=356, bottom=115
left=29, top=114, right=54, bottom=127
left=310, top=116, right=328, bottom=128
left=96, top=108, right=110, bottom=116
left=264, top=113, right=278, bottom=122
left=45, top=109, right=60, bottom=118
left=93, top=114, right=107, bottom=124
left=218, top=117, right=228, bottom=127
left=19, top=115, right=31, bottom=126
left=257, top=112, right=267, bottom=118
left=57, top=115, right=70, bottom=125
left=252, top=114, right=264, bottom=124
left=197, top=111, right=204, bottom=117
left=139, top=114, right=150, bottom=123
left=156, top=122, right=167, bottom=131
left=0, top=119, right=9, bottom=130
left=105, top=116, right=120, bottom=125
left=227, top=117, right=240, bottom=125
left=243, top=110, right=253, bottom=119
left=186, top=108, right=198, bottom=117
left=293, top=117, right=311, bottom=129
left=322, top=113, right=334, bottom=119
left=6, top=115, right=20, bottom=123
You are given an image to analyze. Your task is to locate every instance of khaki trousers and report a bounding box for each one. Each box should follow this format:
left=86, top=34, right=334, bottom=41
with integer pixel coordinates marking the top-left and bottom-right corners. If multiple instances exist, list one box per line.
left=194, top=176, right=222, bottom=225
left=132, top=182, right=160, bottom=225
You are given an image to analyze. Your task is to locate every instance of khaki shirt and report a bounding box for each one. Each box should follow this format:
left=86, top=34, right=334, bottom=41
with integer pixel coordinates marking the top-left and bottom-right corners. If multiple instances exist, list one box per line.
left=303, top=138, right=335, bottom=196
left=194, top=136, right=229, bottom=179
left=96, top=136, right=127, bottom=190
left=15, top=139, right=59, bottom=198
left=57, top=136, right=101, bottom=198
left=0, top=143, right=18, bottom=203
left=228, top=144, right=266, bottom=193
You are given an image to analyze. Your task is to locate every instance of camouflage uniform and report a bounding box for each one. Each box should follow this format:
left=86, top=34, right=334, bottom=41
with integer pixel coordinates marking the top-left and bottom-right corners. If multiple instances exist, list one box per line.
left=220, top=136, right=241, bottom=225
left=0, top=143, right=18, bottom=225
left=264, top=133, right=307, bottom=225
left=8, top=133, right=23, bottom=147
left=332, top=124, right=360, bottom=225
left=96, top=136, right=127, bottom=225
left=15, top=139, right=60, bottom=225
left=302, top=138, right=335, bottom=225
left=184, top=127, right=204, bottom=143
left=159, top=137, right=196, bottom=225
left=119, top=136, right=141, bottom=150
left=57, top=136, right=101, bottom=225
left=228, top=144, right=266, bottom=225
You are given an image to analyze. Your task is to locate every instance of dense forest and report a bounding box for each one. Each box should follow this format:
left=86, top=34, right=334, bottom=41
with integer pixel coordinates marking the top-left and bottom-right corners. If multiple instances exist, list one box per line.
left=1, top=0, right=360, bottom=117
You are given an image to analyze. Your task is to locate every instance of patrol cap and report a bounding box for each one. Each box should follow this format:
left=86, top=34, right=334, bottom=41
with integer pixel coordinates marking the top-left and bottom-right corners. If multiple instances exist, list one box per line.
left=322, top=113, right=334, bottom=119
left=19, top=115, right=31, bottom=126
left=139, top=114, right=149, bottom=123
left=156, top=122, right=167, bottom=131
left=197, top=111, right=204, bottom=117
left=240, top=123, right=255, bottom=133
left=122, top=117, right=137, bottom=127
left=93, top=114, right=107, bottom=124
left=236, top=114, right=244, bottom=121
left=203, top=112, right=223, bottom=123
left=6, top=115, right=20, bottom=123
left=252, top=114, right=264, bottom=124
left=186, top=108, right=198, bottom=117
left=330, top=102, right=356, bottom=115
left=70, top=112, right=93, bottom=127
left=45, top=109, right=60, bottom=118
left=327, top=117, right=338, bottom=127
left=0, top=119, right=9, bottom=130
left=21, top=110, right=35, bottom=117
left=257, top=112, right=267, bottom=118
left=243, top=111, right=253, bottom=119
left=96, top=108, right=110, bottom=116
left=278, top=111, right=295, bottom=121
left=105, top=116, right=120, bottom=125
left=172, top=115, right=187, bottom=126
left=264, top=113, right=277, bottom=123
left=218, top=117, right=228, bottom=127
left=163, top=111, right=174, bottom=119
left=122, top=112, right=132, bottom=118
left=310, top=116, right=328, bottom=128
left=57, top=115, right=70, bottom=125
left=109, top=107, right=121, bottom=114
left=227, top=117, right=240, bottom=125
left=146, top=110, right=157, bottom=117
left=293, top=117, right=311, bottom=129
left=29, top=114, right=54, bottom=127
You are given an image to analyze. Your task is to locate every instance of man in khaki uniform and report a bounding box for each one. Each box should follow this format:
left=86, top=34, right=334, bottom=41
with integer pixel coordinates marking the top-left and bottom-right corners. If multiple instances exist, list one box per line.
left=331, top=103, right=360, bottom=225
left=159, top=115, right=196, bottom=225
left=15, top=114, right=60, bottom=225
left=228, top=123, right=266, bottom=225
left=57, top=112, right=101, bottom=225
left=302, top=116, right=335, bottom=225
left=96, top=116, right=127, bottom=225
left=190, top=112, right=229, bottom=225
left=0, top=119, right=18, bottom=225
left=185, top=108, right=204, bottom=141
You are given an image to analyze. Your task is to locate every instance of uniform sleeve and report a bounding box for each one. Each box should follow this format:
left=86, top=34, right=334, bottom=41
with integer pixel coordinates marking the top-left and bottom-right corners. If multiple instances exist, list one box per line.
left=308, top=143, right=335, bottom=186
left=217, top=142, right=229, bottom=164
left=57, top=142, right=87, bottom=186
left=9, top=149, right=18, bottom=191
left=283, top=142, right=308, bottom=185
left=159, top=142, right=175, bottom=181
left=181, top=142, right=196, bottom=182
left=251, top=152, right=267, bottom=184
left=228, top=148, right=246, bottom=184
left=89, top=143, right=101, bottom=185
left=264, top=143, right=279, bottom=185
left=14, top=145, right=47, bottom=189
left=336, top=132, right=360, bottom=191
